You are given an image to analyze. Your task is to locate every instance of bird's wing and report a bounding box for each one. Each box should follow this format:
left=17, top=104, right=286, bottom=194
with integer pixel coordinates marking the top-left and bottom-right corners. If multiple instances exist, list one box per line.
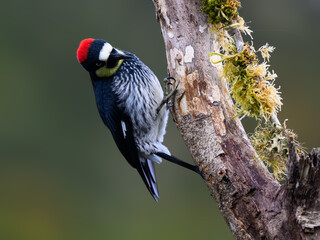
left=96, top=80, right=159, bottom=201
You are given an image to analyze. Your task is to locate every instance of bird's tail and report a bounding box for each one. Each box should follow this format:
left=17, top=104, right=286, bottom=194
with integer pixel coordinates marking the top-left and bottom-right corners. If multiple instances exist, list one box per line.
left=155, top=152, right=203, bottom=177
left=137, top=157, right=159, bottom=201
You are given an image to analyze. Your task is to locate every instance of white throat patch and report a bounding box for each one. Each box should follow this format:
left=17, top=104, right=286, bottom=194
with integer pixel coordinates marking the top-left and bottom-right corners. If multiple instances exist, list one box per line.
left=99, top=42, right=113, bottom=61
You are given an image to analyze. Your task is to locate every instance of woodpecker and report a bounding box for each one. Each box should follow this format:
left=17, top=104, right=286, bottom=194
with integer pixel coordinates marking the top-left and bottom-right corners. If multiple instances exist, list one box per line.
left=76, top=38, right=199, bottom=201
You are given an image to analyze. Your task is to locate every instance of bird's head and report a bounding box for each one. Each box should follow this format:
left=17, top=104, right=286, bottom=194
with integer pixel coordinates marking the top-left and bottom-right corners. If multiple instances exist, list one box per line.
left=76, top=38, right=131, bottom=78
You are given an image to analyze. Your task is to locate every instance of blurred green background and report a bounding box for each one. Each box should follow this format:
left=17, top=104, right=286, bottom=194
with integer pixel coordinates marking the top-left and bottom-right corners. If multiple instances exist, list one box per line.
left=0, top=1, right=319, bottom=239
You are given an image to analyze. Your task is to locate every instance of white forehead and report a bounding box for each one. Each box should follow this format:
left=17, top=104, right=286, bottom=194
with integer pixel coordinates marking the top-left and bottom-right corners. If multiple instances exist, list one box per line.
left=99, top=42, right=113, bottom=61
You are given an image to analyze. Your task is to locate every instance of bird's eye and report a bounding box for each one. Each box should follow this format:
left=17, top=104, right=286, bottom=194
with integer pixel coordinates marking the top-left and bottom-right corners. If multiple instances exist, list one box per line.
left=96, top=62, right=103, bottom=67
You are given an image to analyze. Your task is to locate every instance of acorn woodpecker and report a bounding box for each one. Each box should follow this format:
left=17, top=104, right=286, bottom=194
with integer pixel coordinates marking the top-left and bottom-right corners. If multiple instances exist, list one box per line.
left=76, top=38, right=199, bottom=201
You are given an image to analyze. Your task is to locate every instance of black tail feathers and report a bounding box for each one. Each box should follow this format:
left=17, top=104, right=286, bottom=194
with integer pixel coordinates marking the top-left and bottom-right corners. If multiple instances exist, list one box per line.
left=138, top=153, right=203, bottom=202
left=155, top=152, right=203, bottom=178
left=137, top=158, right=160, bottom=201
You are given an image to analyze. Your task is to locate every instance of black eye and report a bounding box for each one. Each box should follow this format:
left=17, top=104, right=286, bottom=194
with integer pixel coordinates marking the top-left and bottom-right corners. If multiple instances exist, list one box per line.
left=96, top=62, right=103, bottom=67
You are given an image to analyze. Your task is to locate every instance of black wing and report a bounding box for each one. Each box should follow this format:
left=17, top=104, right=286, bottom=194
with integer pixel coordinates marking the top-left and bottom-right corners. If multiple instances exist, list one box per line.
left=94, top=79, right=159, bottom=201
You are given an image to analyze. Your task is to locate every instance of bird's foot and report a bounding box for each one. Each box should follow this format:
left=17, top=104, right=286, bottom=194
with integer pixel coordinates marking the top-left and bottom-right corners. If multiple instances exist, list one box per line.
left=156, top=76, right=180, bottom=114
left=163, top=76, right=179, bottom=109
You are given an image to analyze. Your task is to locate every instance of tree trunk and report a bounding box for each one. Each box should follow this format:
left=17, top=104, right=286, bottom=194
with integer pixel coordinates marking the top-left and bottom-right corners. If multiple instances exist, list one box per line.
left=151, top=0, right=320, bottom=239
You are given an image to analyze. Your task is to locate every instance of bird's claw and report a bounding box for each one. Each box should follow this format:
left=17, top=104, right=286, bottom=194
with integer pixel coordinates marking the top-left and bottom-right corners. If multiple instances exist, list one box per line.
left=163, top=76, right=175, bottom=90
left=164, top=76, right=180, bottom=102
left=156, top=76, right=180, bottom=114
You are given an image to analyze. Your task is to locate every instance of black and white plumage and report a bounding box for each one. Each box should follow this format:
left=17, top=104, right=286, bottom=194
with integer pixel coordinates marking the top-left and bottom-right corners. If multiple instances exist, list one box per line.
left=77, top=38, right=199, bottom=201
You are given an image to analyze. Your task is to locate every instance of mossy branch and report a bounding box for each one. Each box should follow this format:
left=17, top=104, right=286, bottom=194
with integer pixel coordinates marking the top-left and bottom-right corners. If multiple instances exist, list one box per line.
left=152, top=0, right=320, bottom=239
left=200, top=0, right=303, bottom=180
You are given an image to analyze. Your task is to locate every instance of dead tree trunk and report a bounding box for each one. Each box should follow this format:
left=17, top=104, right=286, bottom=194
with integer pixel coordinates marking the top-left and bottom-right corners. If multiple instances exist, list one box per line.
left=152, top=0, right=320, bottom=239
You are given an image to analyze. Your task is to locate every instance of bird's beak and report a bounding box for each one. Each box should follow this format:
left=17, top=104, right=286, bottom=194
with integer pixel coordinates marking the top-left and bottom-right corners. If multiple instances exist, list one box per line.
left=111, top=51, right=131, bottom=61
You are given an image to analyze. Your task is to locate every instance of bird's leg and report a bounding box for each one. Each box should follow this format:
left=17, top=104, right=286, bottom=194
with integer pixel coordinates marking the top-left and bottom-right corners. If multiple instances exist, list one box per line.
left=156, top=77, right=180, bottom=114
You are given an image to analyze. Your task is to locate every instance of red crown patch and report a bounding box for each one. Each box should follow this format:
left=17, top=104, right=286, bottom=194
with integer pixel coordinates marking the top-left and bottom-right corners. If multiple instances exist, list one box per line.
left=77, top=38, right=95, bottom=63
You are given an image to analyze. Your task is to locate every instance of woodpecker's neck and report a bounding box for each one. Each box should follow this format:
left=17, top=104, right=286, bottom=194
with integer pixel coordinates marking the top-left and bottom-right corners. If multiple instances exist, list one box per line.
left=95, top=59, right=124, bottom=78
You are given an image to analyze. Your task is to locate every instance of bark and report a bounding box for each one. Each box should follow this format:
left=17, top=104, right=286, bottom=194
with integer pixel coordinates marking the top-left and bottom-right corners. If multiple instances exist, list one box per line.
left=151, top=0, right=320, bottom=239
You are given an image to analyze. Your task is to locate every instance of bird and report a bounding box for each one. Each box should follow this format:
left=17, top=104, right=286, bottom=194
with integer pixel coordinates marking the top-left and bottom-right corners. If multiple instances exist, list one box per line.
left=76, top=38, right=200, bottom=201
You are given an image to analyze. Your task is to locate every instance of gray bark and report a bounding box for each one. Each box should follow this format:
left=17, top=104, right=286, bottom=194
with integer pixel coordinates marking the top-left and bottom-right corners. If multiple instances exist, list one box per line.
left=152, top=0, right=320, bottom=239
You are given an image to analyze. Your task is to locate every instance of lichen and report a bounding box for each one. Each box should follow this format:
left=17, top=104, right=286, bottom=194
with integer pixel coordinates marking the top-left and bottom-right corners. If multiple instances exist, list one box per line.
left=249, top=120, right=303, bottom=181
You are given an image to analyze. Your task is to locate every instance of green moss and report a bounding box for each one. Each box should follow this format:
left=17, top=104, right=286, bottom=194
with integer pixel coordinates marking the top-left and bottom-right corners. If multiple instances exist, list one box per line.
left=200, top=0, right=241, bottom=25
left=205, top=0, right=303, bottom=182
left=211, top=43, right=282, bottom=119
